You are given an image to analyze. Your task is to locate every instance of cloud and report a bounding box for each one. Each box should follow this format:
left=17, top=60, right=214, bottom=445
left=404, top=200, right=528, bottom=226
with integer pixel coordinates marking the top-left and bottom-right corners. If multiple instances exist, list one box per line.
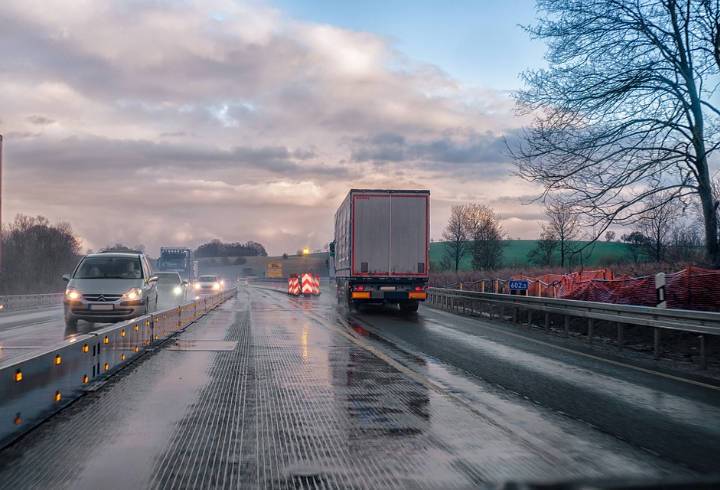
left=0, top=0, right=533, bottom=255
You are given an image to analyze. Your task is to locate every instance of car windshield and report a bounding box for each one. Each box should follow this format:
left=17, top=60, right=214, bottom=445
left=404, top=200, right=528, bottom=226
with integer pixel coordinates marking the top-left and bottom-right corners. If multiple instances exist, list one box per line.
left=198, top=276, right=217, bottom=282
left=75, top=256, right=143, bottom=279
left=156, top=273, right=181, bottom=284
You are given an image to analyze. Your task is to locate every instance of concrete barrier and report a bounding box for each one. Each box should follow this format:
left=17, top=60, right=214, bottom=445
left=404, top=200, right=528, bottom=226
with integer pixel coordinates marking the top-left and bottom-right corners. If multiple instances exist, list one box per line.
left=0, top=293, right=64, bottom=313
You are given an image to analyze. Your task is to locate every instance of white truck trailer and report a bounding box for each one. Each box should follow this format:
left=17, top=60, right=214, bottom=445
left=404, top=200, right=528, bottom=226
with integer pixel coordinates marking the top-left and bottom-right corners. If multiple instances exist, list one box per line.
left=333, top=189, right=430, bottom=312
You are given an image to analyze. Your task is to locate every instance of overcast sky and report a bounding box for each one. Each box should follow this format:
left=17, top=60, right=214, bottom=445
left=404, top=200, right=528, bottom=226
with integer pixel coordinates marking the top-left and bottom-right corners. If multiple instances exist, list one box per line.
left=0, top=0, right=548, bottom=256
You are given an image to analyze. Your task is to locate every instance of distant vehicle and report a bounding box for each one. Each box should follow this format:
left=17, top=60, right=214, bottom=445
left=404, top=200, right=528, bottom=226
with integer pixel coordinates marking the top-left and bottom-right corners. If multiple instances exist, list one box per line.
left=193, top=274, right=223, bottom=297
left=157, top=247, right=193, bottom=280
left=62, top=252, right=159, bottom=328
left=333, top=189, right=429, bottom=313
left=155, top=271, right=189, bottom=306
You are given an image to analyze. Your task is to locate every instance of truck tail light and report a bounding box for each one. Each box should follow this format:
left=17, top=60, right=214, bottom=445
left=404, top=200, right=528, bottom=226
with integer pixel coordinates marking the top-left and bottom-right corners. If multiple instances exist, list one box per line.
left=353, top=285, right=365, bottom=291
left=414, top=286, right=425, bottom=291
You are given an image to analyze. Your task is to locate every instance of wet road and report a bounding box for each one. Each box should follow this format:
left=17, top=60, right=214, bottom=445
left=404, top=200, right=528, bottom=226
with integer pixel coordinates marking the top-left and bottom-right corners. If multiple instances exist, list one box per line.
left=1, top=284, right=711, bottom=488
left=0, top=298, right=190, bottom=363
left=0, top=306, right=72, bottom=363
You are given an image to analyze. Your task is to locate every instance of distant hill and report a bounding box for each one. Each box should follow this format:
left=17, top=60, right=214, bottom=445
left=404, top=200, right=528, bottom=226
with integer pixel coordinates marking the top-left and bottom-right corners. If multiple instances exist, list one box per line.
left=429, top=240, right=630, bottom=270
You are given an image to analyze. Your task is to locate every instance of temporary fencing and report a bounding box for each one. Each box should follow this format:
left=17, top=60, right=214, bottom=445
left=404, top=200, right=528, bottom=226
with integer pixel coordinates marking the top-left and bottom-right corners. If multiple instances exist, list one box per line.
left=431, top=267, right=720, bottom=311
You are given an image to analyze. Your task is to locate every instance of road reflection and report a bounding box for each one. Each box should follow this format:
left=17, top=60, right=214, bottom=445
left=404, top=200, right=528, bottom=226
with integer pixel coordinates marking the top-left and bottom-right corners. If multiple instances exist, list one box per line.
left=331, top=320, right=430, bottom=442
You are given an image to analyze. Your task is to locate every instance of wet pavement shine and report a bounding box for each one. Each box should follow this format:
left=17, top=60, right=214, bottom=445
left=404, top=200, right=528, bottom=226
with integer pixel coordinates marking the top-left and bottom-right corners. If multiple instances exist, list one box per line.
left=0, top=285, right=709, bottom=489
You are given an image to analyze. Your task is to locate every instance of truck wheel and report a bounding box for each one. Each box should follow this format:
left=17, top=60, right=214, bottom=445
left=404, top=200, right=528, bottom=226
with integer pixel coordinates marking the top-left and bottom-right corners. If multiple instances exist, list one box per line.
left=399, top=301, right=419, bottom=313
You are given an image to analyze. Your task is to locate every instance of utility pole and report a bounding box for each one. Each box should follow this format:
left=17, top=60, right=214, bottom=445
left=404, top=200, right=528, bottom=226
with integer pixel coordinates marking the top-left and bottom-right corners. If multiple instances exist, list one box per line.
left=0, top=134, right=3, bottom=271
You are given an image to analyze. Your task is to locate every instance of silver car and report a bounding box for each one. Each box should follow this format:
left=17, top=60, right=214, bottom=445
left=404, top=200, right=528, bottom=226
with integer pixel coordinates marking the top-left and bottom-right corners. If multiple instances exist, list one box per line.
left=63, top=252, right=159, bottom=328
left=155, top=271, right=189, bottom=307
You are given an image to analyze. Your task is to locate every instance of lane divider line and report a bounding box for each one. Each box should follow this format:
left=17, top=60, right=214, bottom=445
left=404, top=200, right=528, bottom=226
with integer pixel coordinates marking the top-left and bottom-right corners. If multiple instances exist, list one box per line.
left=258, top=289, right=571, bottom=468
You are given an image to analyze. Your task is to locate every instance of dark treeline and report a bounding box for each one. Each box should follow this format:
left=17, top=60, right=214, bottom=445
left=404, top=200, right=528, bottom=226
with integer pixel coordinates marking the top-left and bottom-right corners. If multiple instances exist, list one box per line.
left=0, top=215, right=81, bottom=294
left=194, top=239, right=267, bottom=258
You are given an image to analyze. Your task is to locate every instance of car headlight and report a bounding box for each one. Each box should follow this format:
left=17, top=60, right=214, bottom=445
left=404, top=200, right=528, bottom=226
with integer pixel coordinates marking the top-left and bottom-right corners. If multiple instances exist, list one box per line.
left=65, top=289, right=81, bottom=301
left=173, top=286, right=182, bottom=296
left=122, top=288, right=143, bottom=301
left=212, top=282, right=220, bottom=290
left=194, top=283, right=201, bottom=290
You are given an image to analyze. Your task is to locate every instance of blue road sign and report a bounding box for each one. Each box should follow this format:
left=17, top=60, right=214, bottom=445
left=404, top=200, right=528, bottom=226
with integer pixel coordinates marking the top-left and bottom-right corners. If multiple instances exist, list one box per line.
left=509, top=280, right=529, bottom=291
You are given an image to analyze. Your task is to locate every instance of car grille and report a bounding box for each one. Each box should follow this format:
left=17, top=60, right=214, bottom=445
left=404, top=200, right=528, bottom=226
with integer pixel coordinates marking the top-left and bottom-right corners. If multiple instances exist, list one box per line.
left=71, top=307, right=133, bottom=315
left=82, top=294, right=123, bottom=302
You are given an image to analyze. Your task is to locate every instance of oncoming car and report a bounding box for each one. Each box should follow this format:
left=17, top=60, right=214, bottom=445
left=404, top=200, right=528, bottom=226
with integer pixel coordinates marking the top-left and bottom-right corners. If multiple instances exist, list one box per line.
left=155, top=271, right=189, bottom=307
left=192, top=275, right=224, bottom=297
left=63, top=252, right=159, bottom=328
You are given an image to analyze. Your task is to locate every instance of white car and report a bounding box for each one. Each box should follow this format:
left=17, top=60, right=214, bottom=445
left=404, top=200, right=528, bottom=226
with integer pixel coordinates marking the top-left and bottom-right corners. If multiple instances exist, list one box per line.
left=155, top=271, right=189, bottom=307
left=192, top=275, right=224, bottom=297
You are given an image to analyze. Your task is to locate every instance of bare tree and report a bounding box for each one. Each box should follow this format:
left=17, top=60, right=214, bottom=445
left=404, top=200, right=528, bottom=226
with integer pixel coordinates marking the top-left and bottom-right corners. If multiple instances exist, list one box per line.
left=512, top=0, right=720, bottom=265
left=0, top=215, right=81, bottom=294
left=637, top=194, right=681, bottom=261
left=605, top=231, right=616, bottom=242
left=441, top=204, right=470, bottom=273
left=545, top=201, right=580, bottom=268
left=528, top=224, right=558, bottom=266
left=466, top=204, right=505, bottom=270
left=667, top=222, right=704, bottom=263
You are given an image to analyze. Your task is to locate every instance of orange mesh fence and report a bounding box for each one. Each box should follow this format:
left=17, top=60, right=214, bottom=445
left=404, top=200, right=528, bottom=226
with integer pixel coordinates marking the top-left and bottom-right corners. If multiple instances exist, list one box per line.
left=518, top=267, right=720, bottom=311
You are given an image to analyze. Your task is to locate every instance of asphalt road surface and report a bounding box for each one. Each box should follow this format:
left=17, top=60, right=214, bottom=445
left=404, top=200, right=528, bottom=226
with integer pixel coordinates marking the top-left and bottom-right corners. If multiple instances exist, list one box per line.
left=0, top=284, right=717, bottom=489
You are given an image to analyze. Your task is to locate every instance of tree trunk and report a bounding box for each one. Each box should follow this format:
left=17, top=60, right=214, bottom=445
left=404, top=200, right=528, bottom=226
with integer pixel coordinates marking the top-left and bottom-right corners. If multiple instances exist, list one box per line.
left=698, top=179, right=719, bottom=266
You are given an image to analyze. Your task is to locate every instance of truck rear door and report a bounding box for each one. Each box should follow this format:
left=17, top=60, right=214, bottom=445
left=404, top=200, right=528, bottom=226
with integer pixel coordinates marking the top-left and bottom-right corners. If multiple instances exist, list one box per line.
left=353, top=194, right=391, bottom=275
left=390, top=194, right=428, bottom=276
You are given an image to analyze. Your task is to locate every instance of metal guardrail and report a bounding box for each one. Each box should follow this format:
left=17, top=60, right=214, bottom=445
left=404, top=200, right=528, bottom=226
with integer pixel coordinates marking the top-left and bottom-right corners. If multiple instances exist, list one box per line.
left=0, top=287, right=237, bottom=448
left=0, top=293, right=64, bottom=313
left=428, top=287, right=720, bottom=368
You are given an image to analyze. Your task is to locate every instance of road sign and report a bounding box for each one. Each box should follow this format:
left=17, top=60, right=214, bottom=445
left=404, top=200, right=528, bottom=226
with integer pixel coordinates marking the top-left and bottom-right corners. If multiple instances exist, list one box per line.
left=509, top=280, right=529, bottom=291
left=266, top=261, right=283, bottom=278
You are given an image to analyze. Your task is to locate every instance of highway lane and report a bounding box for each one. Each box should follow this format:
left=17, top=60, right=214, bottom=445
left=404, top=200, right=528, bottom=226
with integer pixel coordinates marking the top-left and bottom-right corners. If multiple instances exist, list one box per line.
left=337, top=291, right=720, bottom=474
left=0, top=306, right=71, bottom=363
left=0, top=284, right=700, bottom=489
left=0, top=297, right=185, bottom=363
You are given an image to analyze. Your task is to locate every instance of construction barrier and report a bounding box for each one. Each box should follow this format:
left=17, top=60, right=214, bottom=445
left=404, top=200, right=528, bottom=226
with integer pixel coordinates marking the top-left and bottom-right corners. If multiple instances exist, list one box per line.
left=312, top=274, right=321, bottom=295
left=288, top=275, right=300, bottom=296
left=0, top=288, right=237, bottom=448
left=301, top=273, right=314, bottom=295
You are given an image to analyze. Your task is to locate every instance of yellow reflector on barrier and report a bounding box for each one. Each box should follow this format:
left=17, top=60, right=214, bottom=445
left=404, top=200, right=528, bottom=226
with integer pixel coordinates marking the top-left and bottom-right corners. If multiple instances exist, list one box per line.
left=54, top=391, right=62, bottom=403
left=82, top=343, right=89, bottom=353
left=103, top=336, right=109, bottom=344
left=15, top=370, right=22, bottom=382
left=82, top=374, right=89, bottom=384
left=134, top=324, right=139, bottom=331
left=54, top=355, right=62, bottom=366
left=104, top=362, right=109, bottom=371
left=134, top=346, right=139, bottom=353
left=14, top=414, right=22, bottom=425
left=121, top=354, right=126, bottom=361
left=121, top=329, right=126, bottom=337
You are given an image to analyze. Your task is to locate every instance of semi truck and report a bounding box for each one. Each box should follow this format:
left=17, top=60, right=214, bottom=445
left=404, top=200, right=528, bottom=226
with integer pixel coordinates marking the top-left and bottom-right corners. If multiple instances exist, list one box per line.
left=157, top=247, right=193, bottom=280
left=333, top=189, right=429, bottom=313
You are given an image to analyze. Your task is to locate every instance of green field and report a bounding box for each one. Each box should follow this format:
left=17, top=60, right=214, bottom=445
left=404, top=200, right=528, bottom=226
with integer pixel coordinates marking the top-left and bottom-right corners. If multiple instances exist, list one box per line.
left=429, top=240, right=631, bottom=270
